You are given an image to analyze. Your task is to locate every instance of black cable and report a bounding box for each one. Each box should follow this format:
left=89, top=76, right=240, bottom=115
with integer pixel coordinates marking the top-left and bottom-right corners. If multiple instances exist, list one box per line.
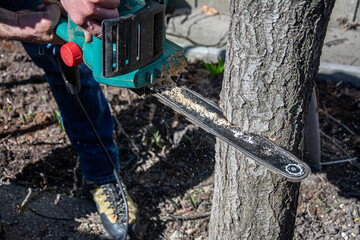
left=73, top=93, right=129, bottom=240
left=56, top=53, right=129, bottom=240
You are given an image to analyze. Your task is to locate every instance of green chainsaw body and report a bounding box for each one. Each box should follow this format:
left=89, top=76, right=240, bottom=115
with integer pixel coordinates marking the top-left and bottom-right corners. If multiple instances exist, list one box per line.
left=53, top=0, right=184, bottom=89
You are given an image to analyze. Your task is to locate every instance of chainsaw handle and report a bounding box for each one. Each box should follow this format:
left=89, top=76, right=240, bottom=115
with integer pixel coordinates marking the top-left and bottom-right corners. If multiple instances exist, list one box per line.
left=54, top=17, right=87, bottom=67
left=55, top=17, right=87, bottom=48
left=54, top=16, right=100, bottom=71
left=55, top=18, right=70, bottom=42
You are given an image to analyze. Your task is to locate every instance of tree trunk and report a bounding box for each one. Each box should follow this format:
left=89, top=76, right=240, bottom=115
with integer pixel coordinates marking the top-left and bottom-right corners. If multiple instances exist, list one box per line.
left=209, top=0, right=335, bottom=239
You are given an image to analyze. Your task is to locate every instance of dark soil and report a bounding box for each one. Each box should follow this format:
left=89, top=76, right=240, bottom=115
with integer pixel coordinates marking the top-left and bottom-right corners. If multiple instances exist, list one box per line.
left=0, top=40, right=359, bottom=239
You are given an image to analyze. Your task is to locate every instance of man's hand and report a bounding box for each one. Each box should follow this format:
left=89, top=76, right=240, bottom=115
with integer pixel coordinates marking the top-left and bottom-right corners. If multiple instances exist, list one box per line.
left=60, top=0, right=120, bottom=42
left=0, top=0, right=64, bottom=44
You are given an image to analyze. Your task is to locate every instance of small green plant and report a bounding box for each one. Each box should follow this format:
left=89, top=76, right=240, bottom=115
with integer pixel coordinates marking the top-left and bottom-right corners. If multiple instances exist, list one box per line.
left=40, top=96, right=47, bottom=102
left=189, top=192, right=197, bottom=209
left=149, top=128, right=163, bottom=149
left=306, top=203, right=314, bottom=220
left=6, top=98, right=12, bottom=112
left=20, top=114, right=26, bottom=125
left=165, top=197, right=180, bottom=209
left=315, top=196, right=332, bottom=213
left=28, top=108, right=34, bottom=122
left=202, top=57, right=225, bottom=78
left=183, top=134, right=192, bottom=143
left=54, top=110, right=65, bottom=131
left=183, top=190, right=197, bottom=209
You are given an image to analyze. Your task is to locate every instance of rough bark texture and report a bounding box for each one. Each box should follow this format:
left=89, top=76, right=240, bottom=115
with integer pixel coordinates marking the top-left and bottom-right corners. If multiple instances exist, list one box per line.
left=209, top=0, right=335, bottom=239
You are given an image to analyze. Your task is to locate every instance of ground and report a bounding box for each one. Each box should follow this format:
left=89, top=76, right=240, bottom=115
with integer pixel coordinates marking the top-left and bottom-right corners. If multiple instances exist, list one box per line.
left=0, top=40, right=359, bottom=240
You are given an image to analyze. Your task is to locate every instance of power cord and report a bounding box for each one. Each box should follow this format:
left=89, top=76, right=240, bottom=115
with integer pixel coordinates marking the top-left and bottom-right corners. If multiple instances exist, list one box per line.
left=56, top=55, right=129, bottom=240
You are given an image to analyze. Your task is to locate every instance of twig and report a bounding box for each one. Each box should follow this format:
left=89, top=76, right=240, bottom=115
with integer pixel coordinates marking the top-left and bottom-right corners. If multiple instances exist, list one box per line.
left=7, top=138, right=19, bottom=145
left=70, top=157, right=80, bottom=197
left=344, top=22, right=360, bottom=30
left=75, top=215, right=102, bottom=224
left=17, top=187, right=52, bottom=214
left=320, top=130, right=352, bottom=158
left=18, top=188, right=33, bottom=213
left=0, top=134, right=11, bottom=144
left=319, top=109, right=356, bottom=136
left=156, top=212, right=211, bottom=221
left=320, top=130, right=359, bottom=168
left=45, top=192, right=73, bottom=218
left=321, top=157, right=358, bottom=165
left=2, top=168, right=15, bottom=179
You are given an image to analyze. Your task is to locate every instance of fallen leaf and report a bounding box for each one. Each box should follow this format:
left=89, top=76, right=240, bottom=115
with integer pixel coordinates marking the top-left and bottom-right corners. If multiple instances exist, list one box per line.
left=201, top=5, right=219, bottom=16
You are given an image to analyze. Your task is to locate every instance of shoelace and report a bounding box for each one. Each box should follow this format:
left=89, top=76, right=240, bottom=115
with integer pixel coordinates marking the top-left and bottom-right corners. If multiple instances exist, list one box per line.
left=101, top=183, right=126, bottom=221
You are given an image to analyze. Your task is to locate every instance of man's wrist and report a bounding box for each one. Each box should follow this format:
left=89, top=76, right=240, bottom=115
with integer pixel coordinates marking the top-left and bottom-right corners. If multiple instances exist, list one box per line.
left=0, top=7, right=61, bottom=44
left=0, top=8, right=23, bottom=41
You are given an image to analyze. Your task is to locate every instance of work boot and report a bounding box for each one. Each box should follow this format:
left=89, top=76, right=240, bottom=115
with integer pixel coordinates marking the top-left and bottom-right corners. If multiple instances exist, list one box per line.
left=83, top=179, right=138, bottom=239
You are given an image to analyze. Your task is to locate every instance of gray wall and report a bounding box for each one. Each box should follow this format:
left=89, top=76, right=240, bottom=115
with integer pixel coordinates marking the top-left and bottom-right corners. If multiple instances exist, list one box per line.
left=187, top=0, right=360, bottom=23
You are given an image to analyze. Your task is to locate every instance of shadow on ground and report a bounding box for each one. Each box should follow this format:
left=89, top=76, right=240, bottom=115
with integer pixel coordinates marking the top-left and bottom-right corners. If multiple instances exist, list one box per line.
left=1, top=95, right=216, bottom=239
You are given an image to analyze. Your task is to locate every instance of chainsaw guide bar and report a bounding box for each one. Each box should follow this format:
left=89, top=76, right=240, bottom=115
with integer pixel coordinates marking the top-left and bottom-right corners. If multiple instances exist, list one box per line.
left=154, top=86, right=310, bottom=181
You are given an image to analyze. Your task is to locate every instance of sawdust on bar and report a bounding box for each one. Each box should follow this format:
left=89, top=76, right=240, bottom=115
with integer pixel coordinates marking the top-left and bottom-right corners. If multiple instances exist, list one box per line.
left=151, top=56, right=234, bottom=129
left=151, top=52, right=246, bottom=139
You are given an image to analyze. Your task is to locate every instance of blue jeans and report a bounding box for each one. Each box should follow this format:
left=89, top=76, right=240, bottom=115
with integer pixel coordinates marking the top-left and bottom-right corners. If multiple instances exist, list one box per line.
left=25, top=43, right=120, bottom=183
left=24, top=45, right=121, bottom=183
left=1, top=1, right=120, bottom=183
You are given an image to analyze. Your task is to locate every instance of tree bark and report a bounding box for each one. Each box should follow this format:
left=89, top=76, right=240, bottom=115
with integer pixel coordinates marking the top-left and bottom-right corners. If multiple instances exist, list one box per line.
left=209, top=0, right=335, bottom=239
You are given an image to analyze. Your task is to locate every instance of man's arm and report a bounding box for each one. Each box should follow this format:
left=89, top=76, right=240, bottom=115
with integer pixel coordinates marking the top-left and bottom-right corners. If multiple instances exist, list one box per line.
left=60, top=0, right=120, bottom=42
left=0, top=2, right=63, bottom=44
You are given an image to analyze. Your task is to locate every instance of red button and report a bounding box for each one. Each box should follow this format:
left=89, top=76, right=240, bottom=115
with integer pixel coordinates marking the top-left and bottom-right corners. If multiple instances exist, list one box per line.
left=60, top=42, right=83, bottom=67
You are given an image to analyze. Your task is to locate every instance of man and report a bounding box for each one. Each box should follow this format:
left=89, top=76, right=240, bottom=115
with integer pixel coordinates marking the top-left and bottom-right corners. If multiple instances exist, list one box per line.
left=0, top=0, right=137, bottom=239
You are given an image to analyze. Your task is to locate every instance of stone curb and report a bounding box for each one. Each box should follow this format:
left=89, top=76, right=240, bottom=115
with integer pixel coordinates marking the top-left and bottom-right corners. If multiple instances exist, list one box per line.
left=182, top=45, right=226, bottom=62
left=318, top=62, right=360, bottom=87
left=180, top=45, right=360, bottom=87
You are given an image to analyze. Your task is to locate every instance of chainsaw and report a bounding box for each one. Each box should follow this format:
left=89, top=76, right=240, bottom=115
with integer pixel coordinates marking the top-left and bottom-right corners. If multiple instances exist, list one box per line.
left=52, top=0, right=310, bottom=182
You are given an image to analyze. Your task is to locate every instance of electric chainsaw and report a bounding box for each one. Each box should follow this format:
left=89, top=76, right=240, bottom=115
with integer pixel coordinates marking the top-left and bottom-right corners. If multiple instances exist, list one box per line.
left=53, top=0, right=310, bottom=181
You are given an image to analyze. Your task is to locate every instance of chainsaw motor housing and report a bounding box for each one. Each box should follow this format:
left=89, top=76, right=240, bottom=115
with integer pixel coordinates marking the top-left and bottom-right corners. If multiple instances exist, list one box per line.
left=55, top=0, right=186, bottom=89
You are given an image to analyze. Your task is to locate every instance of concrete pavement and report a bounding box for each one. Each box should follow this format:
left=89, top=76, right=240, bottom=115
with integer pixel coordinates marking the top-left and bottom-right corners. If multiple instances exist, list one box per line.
left=166, top=1, right=360, bottom=86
